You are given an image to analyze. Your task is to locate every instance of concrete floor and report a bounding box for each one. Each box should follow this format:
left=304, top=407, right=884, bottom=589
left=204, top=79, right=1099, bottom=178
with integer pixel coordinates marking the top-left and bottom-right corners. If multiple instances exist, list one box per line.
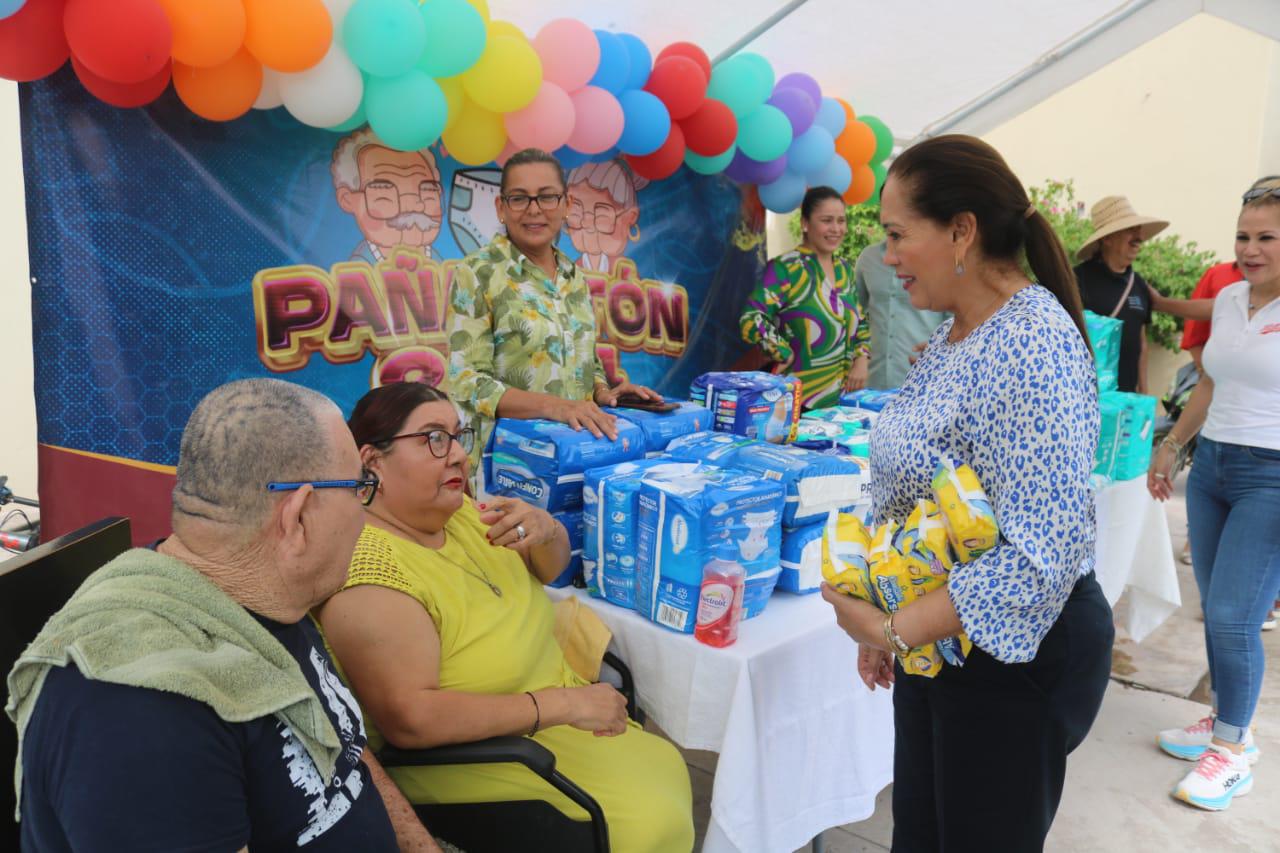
left=681, top=484, right=1280, bottom=852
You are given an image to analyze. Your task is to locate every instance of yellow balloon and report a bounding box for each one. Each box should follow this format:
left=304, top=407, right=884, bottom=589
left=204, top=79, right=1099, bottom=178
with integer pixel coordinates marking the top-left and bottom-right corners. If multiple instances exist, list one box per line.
left=467, top=0, right=490, bottom=22
left=487, top=19, right=522, bottom=40
left=438, top=75, right=466, bottom=132
left=462, top=32, right=542, bottom=113
left=443, top=98, right=508, bottom=165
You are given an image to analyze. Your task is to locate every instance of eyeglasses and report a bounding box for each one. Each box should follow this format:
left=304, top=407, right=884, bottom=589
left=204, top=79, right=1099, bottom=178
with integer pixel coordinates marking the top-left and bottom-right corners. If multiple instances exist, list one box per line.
left=1242, top=187, right=1280, bottom=204
left=502, top=193, right=565, bottom=212
left=267, top=475, right=380, bottom=506
left=379, top=427, right=476, bottom=458
left=567, top=201, right=620, bottom=234
left=362, top=179, right=443, bottom=220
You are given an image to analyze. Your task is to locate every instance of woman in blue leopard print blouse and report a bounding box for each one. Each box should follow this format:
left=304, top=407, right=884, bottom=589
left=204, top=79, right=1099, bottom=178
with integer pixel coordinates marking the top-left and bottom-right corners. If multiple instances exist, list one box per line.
left=821, top=135, right=1114, bottom=852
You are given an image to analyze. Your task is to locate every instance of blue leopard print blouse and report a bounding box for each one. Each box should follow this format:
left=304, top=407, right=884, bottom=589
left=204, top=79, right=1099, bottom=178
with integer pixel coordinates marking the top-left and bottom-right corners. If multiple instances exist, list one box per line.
left=869, top=285, right=1100, bottom=663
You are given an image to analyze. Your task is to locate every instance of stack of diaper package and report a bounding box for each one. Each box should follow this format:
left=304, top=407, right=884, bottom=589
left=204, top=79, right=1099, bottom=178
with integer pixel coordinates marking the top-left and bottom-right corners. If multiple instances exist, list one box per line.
left=795, top=405, right=877, bottom=459
left=690, top=371, right=801, bottom=443
left=1084, top=310, right=1123, bottom=393
left=822, top=458, right=999, bottom=678
left=603, top=400, right=713, bottom=456
left=488, top=418, right=646, bottom=511
left=547, top=509, right=584, bottom=588
left=838, top=388, right=899, bottom=412
left=1094, top=391, right=1157, bottom=482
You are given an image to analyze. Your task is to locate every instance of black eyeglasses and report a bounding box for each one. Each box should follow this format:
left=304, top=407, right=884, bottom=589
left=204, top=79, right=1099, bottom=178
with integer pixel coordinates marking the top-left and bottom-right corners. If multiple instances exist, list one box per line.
left=379, top=427, right=476, bottom=458
left=267, top=475, right=380, bottom=506
left=1243, top=187, right=1280, bottom=204
left=502, top=193, right=564, bottom=212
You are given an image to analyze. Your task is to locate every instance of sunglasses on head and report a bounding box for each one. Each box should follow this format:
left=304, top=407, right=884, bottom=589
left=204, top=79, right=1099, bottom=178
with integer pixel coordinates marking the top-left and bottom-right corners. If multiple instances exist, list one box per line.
left=1242, top=186, right=1280, bottom=204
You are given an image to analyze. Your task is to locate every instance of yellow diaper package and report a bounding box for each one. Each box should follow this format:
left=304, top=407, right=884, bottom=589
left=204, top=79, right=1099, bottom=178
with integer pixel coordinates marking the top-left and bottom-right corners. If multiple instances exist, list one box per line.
left=895, top=500, right=955, bottom=586
left=820, top=511, right=875, bottom=602
left=930, top=460, right=999, bottom=562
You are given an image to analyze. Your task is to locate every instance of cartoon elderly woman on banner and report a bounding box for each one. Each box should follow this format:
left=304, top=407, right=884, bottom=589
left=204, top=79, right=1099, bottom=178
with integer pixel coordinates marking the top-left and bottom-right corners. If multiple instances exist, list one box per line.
left=565, top=159, right=647, bottom=274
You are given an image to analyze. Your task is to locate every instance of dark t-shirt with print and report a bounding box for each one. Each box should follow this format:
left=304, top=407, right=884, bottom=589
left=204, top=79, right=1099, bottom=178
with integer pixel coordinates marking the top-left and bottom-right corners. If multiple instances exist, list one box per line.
left=1074, top=257, right=1153, bottom=392
left=19, top=613, right=398, bottom=852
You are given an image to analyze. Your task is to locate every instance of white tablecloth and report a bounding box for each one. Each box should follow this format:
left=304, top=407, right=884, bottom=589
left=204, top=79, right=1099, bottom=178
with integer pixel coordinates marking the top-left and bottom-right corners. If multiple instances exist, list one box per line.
left=546, top=587, right=894, bottom=853
left=1093, top=475, right=1181, bottom=642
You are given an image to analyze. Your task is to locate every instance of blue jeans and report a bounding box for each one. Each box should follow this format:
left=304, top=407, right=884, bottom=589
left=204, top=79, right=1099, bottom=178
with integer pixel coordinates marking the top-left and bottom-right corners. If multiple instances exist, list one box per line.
left=1187, top=437, right=1280, bottom=744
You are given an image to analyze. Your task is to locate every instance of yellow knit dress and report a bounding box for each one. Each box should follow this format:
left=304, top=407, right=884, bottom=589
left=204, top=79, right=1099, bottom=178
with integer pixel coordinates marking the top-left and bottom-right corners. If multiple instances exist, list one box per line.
left=338, top=499, right=694, bottom=853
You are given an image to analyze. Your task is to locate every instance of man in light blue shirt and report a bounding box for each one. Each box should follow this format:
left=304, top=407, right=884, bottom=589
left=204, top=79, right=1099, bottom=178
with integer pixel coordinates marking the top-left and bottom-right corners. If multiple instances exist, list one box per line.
left=854, top=240, right=948, bottom=389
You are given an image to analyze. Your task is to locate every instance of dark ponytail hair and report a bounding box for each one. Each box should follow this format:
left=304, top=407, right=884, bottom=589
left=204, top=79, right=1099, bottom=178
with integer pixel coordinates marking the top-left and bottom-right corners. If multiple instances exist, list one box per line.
left=800, top=185, right=843, bottom=222
left=887, top=134, right=1090, bottom=352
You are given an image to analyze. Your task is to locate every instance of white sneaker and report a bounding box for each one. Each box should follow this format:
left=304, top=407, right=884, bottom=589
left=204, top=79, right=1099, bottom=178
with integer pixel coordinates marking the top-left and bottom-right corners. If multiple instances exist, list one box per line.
left=1172, top=745, right=1253, bottom=810
left=1265, top=617, right=1278, bottom=631
left=1157, top=715, right=1261, bottom=764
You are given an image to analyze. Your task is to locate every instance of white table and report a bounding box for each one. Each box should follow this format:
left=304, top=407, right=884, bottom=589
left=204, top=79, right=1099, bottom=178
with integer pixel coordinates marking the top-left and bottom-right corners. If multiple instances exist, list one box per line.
left=1093, top=475, right=1181, bottom=642
left=546, top=586, right=894, bottom=853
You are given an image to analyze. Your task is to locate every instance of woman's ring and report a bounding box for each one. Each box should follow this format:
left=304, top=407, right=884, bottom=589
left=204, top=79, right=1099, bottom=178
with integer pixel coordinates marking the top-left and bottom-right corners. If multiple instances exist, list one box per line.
left=516, top=524, right=527, bottom=540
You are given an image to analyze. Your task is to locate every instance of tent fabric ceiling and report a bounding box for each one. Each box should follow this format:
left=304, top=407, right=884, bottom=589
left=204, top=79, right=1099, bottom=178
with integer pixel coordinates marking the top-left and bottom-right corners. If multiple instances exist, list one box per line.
left=489, top=0, right=1280, bottom=142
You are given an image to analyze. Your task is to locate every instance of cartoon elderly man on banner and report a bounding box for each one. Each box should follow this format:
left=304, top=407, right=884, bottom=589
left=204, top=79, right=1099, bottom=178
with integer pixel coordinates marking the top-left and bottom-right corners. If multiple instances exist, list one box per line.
left=331, top=129, right=444, bottom=263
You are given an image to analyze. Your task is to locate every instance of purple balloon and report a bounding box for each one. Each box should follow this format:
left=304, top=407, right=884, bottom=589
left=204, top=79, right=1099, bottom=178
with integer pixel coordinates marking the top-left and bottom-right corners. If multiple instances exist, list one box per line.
left=775, top=72, right=821, bottom=110
left=724, top=149, right=788, bottom=185
left=768, top=87, right=817, bottom=136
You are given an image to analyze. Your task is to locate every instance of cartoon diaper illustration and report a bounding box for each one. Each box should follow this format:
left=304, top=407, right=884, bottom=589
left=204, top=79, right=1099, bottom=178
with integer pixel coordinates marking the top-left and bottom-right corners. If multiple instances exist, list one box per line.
left=739, top=509, right=778, bottom=561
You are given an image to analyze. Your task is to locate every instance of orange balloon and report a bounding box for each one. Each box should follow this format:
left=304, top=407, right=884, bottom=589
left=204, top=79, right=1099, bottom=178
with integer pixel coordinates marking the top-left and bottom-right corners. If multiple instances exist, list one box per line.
left=835, top=97, right=856, bottom=126
left=159, top=0, right=246, bottom=68
left=844, top=163, right=876, bottom=205
left=836, top=120, right=876, bottom=166
left=173, top=48, right=263, bottom=121
left=242, top=0, right=331, bottom=73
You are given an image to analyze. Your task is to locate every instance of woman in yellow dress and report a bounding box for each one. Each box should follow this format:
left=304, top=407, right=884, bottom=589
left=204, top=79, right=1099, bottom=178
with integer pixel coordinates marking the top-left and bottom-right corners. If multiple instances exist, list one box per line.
left=315, top=381, right=693, bottom=852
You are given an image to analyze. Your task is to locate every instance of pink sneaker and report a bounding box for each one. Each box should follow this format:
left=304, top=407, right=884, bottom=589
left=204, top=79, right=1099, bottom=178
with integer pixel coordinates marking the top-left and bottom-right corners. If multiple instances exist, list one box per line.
left=1157, top=715, right=1260, bottom=764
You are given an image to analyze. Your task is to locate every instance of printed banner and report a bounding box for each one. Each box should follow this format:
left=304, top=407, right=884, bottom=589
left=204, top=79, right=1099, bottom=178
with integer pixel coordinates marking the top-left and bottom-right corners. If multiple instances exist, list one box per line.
left=22, top=69, right=766, bottom=543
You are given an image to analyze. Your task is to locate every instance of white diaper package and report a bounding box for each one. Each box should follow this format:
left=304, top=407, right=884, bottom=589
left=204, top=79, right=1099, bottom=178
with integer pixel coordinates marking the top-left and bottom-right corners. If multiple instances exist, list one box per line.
left=606, top=401, right=714, bottom=456
left=489, top=418, right=645, bottom=512
left=730, top=442, right=870, bottom=528
left=635, top=467, right=785, bottom=632
left=690, top=371, right=801, bottom=443
left=778, top=520, right=825, bottom=594
left=547, top=509, right=583, bottom=588
left=581, top=458, right=703, bottom=609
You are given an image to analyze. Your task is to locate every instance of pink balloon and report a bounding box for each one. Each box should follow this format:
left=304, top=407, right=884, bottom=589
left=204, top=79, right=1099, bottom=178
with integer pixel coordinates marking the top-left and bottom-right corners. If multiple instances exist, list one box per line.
left=567, top=85, right=623, bottom=154
left=494, top=140, right=521, bottom=167
left=532, top=18, right=598, bottom=91
left=504, top=81, right=574, bottom=152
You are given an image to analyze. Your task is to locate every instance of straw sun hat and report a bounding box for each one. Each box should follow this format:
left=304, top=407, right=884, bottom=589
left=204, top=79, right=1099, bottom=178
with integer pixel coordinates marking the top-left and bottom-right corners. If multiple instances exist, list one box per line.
left=1076, top=195, right=1169, bottom=260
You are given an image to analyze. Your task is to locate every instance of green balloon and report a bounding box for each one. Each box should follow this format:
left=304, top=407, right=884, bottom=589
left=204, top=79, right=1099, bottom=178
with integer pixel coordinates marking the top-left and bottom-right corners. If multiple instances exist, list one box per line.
left=707, top=54, right=772, bottom=118
left=685, top=146, right=735, bottom=175
left=737, top=104, right=792, bottom=162
left=861, top=115, right=895, bottom=163
left=366, top=70, right=447, bottom=151
left=418, top=0, right=487, bottom=77
left=871, top=160, right=888, bottom=195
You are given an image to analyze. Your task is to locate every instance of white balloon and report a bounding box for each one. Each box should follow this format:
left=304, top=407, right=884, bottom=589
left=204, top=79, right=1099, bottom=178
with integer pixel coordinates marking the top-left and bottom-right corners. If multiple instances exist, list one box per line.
left=320, top=0, right=355, bottom=35
left=279, top=41, right=364, bottom=129
left=253, top=69, right=284, bottom=110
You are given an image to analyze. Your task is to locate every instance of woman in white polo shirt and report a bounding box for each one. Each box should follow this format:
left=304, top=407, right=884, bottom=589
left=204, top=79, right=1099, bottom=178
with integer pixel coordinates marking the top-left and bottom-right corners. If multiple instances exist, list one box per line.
left=1148, top=177, right=1280, bottom=811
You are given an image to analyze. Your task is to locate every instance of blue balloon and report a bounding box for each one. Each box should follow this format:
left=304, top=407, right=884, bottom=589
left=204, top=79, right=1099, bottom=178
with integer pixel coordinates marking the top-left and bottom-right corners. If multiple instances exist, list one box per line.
left=555, top=146, right=593, bottom=170
left=814, top=97, right=846, bottom=137
left=590, top=30, right=631, bottom=95
left=809, top=154, right=852, bottom=195
left=616, top=89, right=670, bottom=156
left=0, top=0, right=26, bottom=21
left=787, top=126, right=835, bottom=177
left=757, top=171, right=807, bottom=214
left=616, top=32, right=652, bottom=90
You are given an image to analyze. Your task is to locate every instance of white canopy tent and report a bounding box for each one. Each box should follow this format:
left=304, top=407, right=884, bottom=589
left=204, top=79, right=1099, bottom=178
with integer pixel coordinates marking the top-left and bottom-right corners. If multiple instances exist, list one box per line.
left=489, top=0, right=1280, bottom=144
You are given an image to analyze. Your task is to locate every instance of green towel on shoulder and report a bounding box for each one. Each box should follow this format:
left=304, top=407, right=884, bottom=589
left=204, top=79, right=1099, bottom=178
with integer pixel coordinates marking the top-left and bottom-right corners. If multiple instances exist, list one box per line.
left=6, top=547, right=341, bottom=817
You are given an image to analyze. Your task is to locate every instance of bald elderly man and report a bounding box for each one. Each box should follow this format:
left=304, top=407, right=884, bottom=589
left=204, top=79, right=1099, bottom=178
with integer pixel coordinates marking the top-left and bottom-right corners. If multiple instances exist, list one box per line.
left=8, top=379, right=439, bottom=852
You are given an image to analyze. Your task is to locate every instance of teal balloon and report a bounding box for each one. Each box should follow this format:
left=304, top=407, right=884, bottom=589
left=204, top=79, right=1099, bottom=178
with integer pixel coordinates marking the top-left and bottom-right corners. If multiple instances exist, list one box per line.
left=344, top=0, right=428, bottom=78
left=684, top=147, right=735, bottom=175
left=418, top=0, right=486, bottom=77
left=327, top=102, right=368, bottom=133
left=737, top=104, right=793, bottom=162
left=860, top=114, right=895, bottom=163
left=810, top=154, right=852, bottom=195
left=707, top=55, right=771, bottom=118
left=757, top=171, right=806, bottom=214
left=365, top=70, right=447, bottom=150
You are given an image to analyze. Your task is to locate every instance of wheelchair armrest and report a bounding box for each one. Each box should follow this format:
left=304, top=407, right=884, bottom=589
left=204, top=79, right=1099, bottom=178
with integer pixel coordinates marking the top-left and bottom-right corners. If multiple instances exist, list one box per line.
left=379, top=736, right=555, bottom=778
left=601, top=650, right=642, bottom=724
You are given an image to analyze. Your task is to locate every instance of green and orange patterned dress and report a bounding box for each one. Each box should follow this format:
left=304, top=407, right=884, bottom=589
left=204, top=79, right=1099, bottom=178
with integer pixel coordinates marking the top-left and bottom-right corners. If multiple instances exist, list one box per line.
left=740, top=245, right=871, bottom=409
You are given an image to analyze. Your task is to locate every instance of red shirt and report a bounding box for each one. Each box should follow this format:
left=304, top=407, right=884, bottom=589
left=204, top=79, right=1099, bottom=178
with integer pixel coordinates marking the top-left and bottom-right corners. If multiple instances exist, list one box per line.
left=1181, top=262, right=1243, bottom=350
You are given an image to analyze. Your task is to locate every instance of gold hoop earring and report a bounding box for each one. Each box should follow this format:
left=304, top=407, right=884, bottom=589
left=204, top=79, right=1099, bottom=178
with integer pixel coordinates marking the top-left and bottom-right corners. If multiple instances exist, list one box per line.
left=629, top=223, right=641, bottom=241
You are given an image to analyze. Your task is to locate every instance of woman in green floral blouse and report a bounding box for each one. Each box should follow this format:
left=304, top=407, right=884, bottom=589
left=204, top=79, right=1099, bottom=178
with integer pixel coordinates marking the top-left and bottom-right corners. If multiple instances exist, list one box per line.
left=446, top=149, right=659, bottom=470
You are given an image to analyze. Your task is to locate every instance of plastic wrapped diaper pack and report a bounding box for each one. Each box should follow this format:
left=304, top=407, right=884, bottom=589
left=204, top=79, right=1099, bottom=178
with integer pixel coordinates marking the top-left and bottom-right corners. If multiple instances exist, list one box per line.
left=730, top=442, right=870, bottom=528
left=1094, top=391, right=1156, bottom=482
left=778, top=520, right=825, bottom=594
left=820, top=511, right=874, bottom=601
left=691, top=371, right=801, bottom=443
left=1084, top=310, right=1122, bottom=393
left=489, top=418, right=645, bottom=512
left=547, top=510, right=584, bottom=588
left=930, top=459, right=998, bottom=562
left=838, top=389, right=899, bottom=412
left=635, top=466, right=785, bottom=632
left=605, top=400, right=713, bottom=456
left=800, top=405, right=877, bottom=430
left=663, top=430, right=761, bottom=466
left=794, top=421, right=871, bottom=458
left=582, top=459, right=703, bottom=608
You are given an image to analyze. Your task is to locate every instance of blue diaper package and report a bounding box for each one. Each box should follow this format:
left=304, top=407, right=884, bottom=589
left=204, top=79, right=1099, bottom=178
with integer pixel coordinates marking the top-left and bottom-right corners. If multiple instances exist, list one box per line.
left=582, top=458, right=703, bottom=609
left=635, top=467, right=785, bottom=632
left=489, top=418, right=645, bottom=512
left=779, top=520, right=826, bottom=593
left=838, top=389, right=900, bottom=412
left=663, top=430, right=762, bottom=466
left=547, top=509, right=584, bottom=588
left=691, top=371, right=801, bottom=443
left=729, top=442, right=871, bottom=528
left=605, top=401, right=713, bottom=456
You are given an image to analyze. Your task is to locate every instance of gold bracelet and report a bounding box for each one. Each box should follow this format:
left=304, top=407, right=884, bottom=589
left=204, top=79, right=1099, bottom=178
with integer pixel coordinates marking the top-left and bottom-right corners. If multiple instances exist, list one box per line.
left=883, top=612, right=911, bottom=658
left=1162, top=435, right=1185, bottom=453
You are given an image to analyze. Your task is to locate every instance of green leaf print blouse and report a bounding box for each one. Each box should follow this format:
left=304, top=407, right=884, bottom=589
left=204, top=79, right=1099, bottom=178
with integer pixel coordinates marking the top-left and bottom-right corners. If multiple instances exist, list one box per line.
left=447, top=234, right=606, bottom=466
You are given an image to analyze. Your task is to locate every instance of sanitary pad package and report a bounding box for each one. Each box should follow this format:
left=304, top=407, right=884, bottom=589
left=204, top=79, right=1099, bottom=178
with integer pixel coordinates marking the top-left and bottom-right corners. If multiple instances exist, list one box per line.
left=1095, top=391, right=1157, bottom=481
left=730, top=442, right=871, bottom=528
left=488, top=418, right=645, bottom=512
left=606, top=400, right=713, bottom=456
left=691, top=371, right=801, bottom=443
left=1084, top=310, right=1122, bottom=393
left=838, top=389, right=899, bottom=411
left=581, top=458, right=703, bottom=609
left=547, top=509, right=584, bottom=588
left=635, top=467, right=785, bottom=632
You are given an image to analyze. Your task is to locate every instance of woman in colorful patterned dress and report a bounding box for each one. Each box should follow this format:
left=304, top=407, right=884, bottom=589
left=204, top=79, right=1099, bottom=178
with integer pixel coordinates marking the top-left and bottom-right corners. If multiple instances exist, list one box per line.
left=446, top=149, right=659, bottom=472
left=739, top=186, right=871, bottom=409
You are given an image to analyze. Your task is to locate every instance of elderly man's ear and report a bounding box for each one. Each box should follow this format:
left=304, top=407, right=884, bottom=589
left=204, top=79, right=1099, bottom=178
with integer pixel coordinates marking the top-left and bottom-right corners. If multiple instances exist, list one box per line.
left=273, top=485, right=314, bottom=558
